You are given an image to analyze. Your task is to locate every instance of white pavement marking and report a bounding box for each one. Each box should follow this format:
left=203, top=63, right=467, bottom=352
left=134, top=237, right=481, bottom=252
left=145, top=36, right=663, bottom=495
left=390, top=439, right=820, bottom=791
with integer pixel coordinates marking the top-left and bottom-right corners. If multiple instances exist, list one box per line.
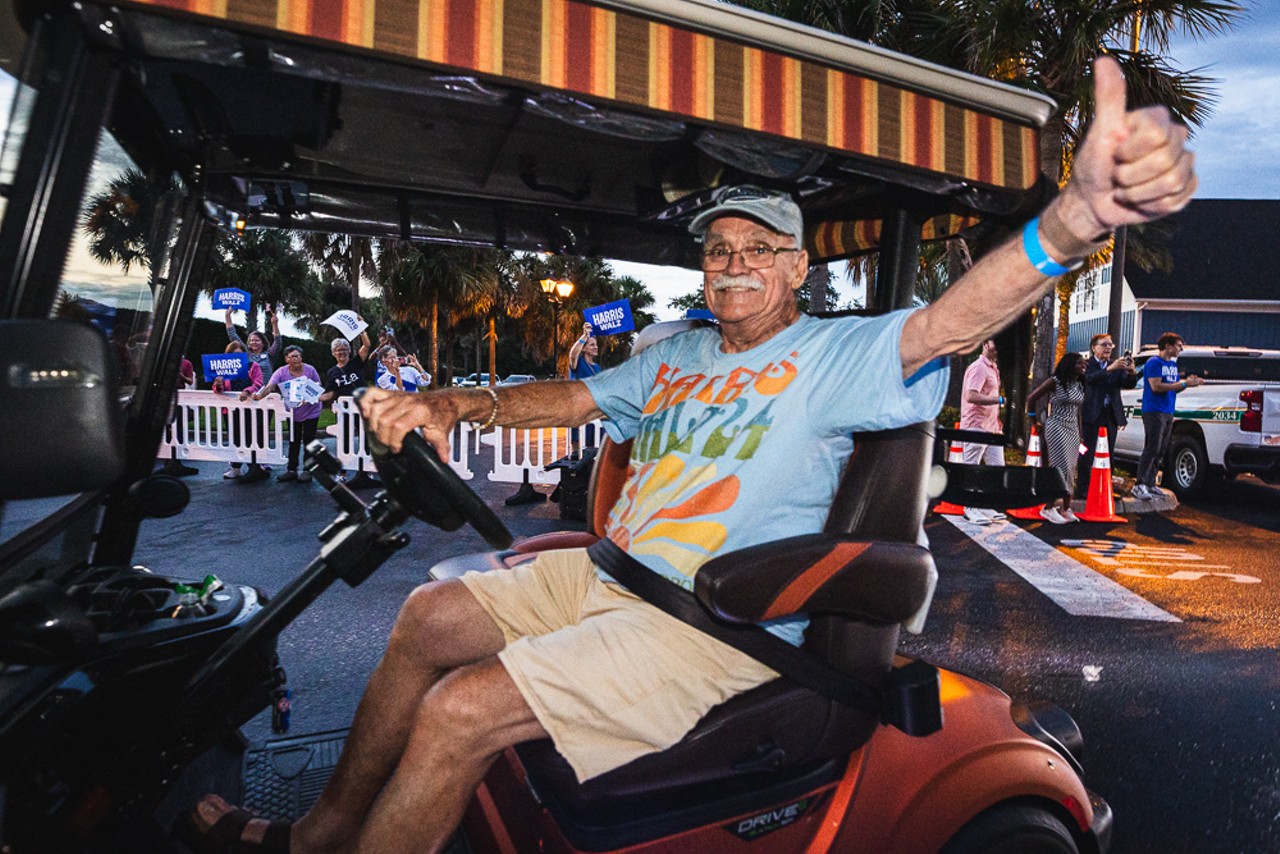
left=1116, top=568, right=1262, bottom=584
left=947, top=518, right=1181, bottom=622
left=1058, top=539, right=1251, bottom=578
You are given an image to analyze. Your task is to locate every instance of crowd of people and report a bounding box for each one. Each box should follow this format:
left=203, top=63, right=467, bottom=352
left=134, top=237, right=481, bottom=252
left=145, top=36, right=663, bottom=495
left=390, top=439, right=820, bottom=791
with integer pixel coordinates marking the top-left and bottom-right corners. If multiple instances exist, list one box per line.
left=961, top=327, right=1202, bottom=524
left=170, top=314, right=437, bottom=485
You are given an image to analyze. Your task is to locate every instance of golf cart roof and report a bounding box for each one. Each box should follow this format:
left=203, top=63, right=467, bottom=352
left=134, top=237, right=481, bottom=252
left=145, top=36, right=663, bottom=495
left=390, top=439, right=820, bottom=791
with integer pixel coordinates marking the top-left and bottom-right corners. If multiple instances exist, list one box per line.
left=4, top=0, right=1055, bottom=265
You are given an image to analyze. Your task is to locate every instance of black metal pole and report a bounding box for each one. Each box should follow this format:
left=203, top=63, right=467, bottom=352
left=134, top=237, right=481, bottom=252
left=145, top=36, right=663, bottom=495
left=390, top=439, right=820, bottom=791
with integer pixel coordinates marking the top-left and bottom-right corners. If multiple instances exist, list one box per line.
left=552, top=299, right=560, bottom=377
left=0, top=16, right=120, bottom=320
left=1107, top=226, right=1127, bottom=349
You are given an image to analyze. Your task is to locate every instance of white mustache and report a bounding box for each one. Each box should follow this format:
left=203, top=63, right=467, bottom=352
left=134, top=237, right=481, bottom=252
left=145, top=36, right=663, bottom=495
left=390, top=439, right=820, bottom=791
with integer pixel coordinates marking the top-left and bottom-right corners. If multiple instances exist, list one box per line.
left=710, top=274, right=763, bottom=293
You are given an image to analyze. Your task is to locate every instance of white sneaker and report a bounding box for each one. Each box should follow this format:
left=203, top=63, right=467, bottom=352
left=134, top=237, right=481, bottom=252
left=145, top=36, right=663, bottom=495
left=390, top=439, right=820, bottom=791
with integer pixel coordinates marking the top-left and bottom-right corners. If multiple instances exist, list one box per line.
left=963, top=508, right=993, bottom=525
left=1060, top=508, right=1080, bottom=523
left=1039, top=507, right=1068, bottom=525
left=223, top=467, right=241, bottom=480
left=988, top=511, right=1007, bottom=522
left=1131, top=484, right=1152, bottom=500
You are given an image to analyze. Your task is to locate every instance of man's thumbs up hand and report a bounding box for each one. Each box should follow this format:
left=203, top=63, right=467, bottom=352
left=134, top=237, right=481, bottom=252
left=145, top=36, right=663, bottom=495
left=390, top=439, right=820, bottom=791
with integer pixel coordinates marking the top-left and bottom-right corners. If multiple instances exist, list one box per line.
left=1052, top=56, right=1197, bottom=254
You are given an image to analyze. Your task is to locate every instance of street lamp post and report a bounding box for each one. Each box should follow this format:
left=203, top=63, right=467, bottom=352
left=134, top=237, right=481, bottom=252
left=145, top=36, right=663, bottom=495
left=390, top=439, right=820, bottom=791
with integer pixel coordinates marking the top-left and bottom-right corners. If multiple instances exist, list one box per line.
left=539, top=278, right=575, bottom=376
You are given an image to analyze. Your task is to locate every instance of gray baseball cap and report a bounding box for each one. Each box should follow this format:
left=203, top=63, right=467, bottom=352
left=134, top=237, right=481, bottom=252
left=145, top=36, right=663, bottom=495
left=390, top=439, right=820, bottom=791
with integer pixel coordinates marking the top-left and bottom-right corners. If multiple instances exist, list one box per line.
left=688, top=185, right=804, bottom=248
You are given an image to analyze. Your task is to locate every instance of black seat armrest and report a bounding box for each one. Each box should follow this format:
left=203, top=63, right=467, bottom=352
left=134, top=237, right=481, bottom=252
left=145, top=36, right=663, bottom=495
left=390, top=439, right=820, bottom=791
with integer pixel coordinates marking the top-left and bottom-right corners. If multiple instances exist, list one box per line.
left=694, top=534, right=935, bottom=625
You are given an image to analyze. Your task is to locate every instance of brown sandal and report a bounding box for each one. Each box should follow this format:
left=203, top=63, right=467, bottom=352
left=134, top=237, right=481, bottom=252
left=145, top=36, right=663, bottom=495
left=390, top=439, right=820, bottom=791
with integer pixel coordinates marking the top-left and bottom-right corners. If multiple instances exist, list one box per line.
left=173, top=804, right=292, bottom=853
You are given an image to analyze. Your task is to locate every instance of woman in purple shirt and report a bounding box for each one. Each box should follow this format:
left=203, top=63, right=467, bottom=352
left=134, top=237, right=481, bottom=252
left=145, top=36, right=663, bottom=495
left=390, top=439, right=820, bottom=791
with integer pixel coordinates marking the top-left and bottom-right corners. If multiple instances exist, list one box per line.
left=242, top=345, right=323, bottom=483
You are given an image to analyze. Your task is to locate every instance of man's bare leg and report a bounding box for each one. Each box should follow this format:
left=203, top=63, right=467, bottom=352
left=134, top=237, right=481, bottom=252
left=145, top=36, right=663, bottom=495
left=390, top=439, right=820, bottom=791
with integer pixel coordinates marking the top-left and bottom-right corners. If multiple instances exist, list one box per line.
left=356, top=658, right=547, bottom=853
left=188, top=579, right=505, bottom=852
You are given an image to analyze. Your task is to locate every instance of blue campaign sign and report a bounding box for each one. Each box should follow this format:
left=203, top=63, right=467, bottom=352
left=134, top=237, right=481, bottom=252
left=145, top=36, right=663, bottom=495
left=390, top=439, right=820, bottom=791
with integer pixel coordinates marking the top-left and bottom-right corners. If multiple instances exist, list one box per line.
left=212, top=288, right=251, bottom=312
left=682, top=308, right=717, bottom=322
left=583, top=299, right=635, bottom=335
left=202, top=352, right=249, bottom=383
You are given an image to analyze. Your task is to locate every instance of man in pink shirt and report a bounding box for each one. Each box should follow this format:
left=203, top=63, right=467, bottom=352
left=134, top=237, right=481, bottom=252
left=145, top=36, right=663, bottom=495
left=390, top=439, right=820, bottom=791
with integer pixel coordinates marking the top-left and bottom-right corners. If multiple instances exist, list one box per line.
left=959, top=339, right=1006, bottom=524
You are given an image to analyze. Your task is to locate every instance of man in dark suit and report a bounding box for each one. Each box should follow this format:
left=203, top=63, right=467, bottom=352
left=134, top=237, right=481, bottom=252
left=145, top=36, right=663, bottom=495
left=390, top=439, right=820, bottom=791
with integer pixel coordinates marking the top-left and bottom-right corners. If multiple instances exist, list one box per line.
left=1077, top=333, right=1138, bottom=496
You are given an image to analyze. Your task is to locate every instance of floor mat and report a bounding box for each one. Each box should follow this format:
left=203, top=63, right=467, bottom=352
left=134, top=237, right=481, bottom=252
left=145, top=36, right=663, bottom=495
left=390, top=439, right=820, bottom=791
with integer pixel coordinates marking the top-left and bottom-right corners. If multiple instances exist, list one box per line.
left=240, top=729, right=348, bottom=820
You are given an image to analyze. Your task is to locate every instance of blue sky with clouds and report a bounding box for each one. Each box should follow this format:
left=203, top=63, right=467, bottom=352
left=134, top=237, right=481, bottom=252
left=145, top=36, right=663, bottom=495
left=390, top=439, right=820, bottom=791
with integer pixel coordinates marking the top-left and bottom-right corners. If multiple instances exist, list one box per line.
left=1169, top=0, right=1280, bottom=199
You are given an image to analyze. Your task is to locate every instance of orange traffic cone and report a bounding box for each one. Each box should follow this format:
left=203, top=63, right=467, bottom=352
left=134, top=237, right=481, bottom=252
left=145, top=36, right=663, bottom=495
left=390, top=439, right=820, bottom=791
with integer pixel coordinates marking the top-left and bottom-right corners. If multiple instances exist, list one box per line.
left=1008, top=424, right=1046, bottom=520
left=933, top=422, right=966, bottom=516
left=1077, top=427, right=1127, bottom=524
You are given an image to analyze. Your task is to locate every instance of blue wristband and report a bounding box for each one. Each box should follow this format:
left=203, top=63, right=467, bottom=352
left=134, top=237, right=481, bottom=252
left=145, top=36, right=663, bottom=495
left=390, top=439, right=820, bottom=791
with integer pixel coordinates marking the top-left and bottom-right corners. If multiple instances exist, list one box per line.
left=1022, top=217, right=1071, bottom=277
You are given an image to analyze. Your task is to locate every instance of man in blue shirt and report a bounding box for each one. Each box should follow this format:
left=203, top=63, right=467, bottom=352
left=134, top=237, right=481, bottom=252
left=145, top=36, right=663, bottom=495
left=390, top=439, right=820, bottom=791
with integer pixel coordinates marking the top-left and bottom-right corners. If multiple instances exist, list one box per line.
left=186, top=58, right=1200, bottom=852
left=1134, top=332, right=1203, bottom=499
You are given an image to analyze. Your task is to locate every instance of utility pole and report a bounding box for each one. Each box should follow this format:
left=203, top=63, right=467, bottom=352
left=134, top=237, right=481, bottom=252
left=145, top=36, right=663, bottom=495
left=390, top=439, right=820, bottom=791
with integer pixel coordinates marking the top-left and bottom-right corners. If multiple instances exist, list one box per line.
left=1107, top=3, right=1143, bottom=351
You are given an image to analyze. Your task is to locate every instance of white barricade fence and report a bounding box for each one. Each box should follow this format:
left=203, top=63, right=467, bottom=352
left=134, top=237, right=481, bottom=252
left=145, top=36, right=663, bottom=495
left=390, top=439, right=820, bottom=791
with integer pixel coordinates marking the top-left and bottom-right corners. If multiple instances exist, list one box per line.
left=158, top=390, right=290, bottom=465
left=161, top=391, right=598, bottom=485
left=488, top=420, right=604, bottom=486
left=331, top=396, right=476, bottom=480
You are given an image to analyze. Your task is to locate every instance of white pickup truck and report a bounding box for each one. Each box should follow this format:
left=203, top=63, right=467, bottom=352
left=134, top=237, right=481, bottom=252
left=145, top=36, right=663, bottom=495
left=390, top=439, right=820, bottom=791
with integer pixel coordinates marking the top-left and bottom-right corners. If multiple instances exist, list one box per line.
left=1114, top=346, right=1280, bottom=496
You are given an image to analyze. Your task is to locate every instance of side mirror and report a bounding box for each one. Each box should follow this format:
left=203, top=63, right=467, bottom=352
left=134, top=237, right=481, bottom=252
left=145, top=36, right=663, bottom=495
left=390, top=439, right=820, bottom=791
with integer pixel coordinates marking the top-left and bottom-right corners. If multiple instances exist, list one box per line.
left=0, top=320, right=124, bottom=499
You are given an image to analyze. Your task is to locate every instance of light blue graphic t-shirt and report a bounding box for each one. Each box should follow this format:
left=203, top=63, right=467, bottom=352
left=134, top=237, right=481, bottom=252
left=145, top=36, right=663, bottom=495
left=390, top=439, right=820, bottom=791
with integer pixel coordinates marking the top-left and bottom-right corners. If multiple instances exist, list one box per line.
left=583, top=310, right=947, bottom=644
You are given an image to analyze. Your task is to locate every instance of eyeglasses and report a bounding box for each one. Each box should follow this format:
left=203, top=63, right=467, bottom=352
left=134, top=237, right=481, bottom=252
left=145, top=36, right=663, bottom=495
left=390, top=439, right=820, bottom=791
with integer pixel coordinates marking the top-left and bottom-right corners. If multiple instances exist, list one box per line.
left=701, top=244, right=799, bottom=272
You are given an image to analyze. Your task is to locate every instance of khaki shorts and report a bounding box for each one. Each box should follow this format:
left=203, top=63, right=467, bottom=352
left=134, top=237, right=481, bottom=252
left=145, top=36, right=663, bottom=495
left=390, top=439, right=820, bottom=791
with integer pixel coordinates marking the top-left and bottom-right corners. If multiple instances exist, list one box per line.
left=459, top=549, right=777, bottom=782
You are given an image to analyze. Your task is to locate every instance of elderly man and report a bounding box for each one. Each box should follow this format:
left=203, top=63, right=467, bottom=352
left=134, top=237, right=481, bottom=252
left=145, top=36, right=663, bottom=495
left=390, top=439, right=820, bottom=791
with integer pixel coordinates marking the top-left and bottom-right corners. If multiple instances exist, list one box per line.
left=185, top=57, right=1195, bottom=852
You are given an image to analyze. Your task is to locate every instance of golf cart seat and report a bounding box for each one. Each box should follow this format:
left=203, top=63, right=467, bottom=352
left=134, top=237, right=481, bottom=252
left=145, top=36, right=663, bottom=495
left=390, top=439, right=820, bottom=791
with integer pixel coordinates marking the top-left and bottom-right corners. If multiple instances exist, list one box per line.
left=428, top=322, right=938, bottom=843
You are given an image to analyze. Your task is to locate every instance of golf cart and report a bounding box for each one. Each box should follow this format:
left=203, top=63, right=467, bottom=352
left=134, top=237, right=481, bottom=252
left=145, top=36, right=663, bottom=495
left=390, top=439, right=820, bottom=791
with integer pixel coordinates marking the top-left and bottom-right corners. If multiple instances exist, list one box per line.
left=0, top=0, right=1098, bottom=849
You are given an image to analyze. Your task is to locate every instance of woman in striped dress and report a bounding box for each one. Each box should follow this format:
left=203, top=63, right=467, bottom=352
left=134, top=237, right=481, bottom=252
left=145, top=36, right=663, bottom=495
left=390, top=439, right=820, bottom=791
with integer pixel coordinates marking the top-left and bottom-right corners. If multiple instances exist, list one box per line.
left=1027, top=352, right=1087, bottom=524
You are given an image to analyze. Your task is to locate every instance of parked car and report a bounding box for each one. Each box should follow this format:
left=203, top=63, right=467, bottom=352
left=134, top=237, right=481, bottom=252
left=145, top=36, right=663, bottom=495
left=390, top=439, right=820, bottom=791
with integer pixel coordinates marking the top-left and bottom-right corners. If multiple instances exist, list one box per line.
left=499, top=374, right=536, bottom=385
left=1114, top=346, right=1280, bottom=495
left=454, top=373, right=493, bottom=387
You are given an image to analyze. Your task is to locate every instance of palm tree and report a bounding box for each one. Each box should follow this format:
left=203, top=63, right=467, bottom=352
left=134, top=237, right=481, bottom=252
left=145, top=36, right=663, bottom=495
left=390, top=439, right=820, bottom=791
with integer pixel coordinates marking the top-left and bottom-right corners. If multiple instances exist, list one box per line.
left=300, top=233, right=378, bottom=314
left=611, top=275, right=658, bottom=332
left=379, top=243, right=499, bottom=385
left=734, top=0, right=1241, bottom=441
left=509, top=255, right=657, bottom=374
left=83, top=168, right=183, bottom=288
left=208, top=229, right=322, bottom=332
left=926, top=0, right=1239, bottom=446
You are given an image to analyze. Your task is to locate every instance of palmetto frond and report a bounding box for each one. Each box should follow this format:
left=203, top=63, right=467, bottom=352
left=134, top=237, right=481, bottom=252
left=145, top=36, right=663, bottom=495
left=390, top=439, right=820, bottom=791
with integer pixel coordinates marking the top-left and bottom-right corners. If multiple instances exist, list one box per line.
left=82, top=168, right=182, bottom=276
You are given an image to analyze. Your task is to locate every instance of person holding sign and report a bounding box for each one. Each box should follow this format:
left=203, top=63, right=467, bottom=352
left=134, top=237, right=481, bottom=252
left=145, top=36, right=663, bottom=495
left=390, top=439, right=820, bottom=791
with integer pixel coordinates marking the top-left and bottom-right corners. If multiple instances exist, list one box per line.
left=566, top=322, right=599, bottom=381
left=212, top=341, right=266, bottom=481
left=320, top=324, right=374, bottom=407
left=225, top=306, right=282, bottom=379
left=566, top=322, right=600, bottom=457
left=244, top=345, right=323, bottom=484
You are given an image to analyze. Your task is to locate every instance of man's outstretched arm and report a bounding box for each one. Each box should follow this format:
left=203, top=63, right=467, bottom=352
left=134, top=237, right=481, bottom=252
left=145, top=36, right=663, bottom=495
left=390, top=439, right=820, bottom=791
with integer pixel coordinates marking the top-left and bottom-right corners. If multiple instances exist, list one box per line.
left=901, top=56, right=1196, bottom=377
left=361, top=380, right=604, bottom=458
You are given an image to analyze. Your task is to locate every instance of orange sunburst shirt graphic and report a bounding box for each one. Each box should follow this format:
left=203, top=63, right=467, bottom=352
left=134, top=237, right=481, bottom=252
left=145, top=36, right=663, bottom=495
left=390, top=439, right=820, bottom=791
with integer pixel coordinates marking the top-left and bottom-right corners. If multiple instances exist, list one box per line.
left=605, top=350, right=799, bottom=584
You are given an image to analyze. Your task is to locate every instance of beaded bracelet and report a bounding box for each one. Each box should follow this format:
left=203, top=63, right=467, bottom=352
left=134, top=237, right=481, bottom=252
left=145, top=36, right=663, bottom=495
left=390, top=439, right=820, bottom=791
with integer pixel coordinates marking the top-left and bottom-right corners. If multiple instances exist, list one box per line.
left=474, top=385, right=500, bottom=430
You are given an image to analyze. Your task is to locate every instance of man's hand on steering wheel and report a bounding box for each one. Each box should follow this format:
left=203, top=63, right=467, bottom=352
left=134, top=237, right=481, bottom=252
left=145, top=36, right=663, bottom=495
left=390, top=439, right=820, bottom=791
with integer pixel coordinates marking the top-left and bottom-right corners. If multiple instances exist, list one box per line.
left=357, top=387, right=512, bottom=549
left=360, top=386, right=462, bottom=459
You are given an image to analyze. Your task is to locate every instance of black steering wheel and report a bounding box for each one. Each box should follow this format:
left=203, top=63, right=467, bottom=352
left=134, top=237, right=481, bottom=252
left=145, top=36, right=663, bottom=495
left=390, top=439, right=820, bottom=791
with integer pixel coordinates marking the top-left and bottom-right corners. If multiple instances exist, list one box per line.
left=357, top=390, right=513, bottom=550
